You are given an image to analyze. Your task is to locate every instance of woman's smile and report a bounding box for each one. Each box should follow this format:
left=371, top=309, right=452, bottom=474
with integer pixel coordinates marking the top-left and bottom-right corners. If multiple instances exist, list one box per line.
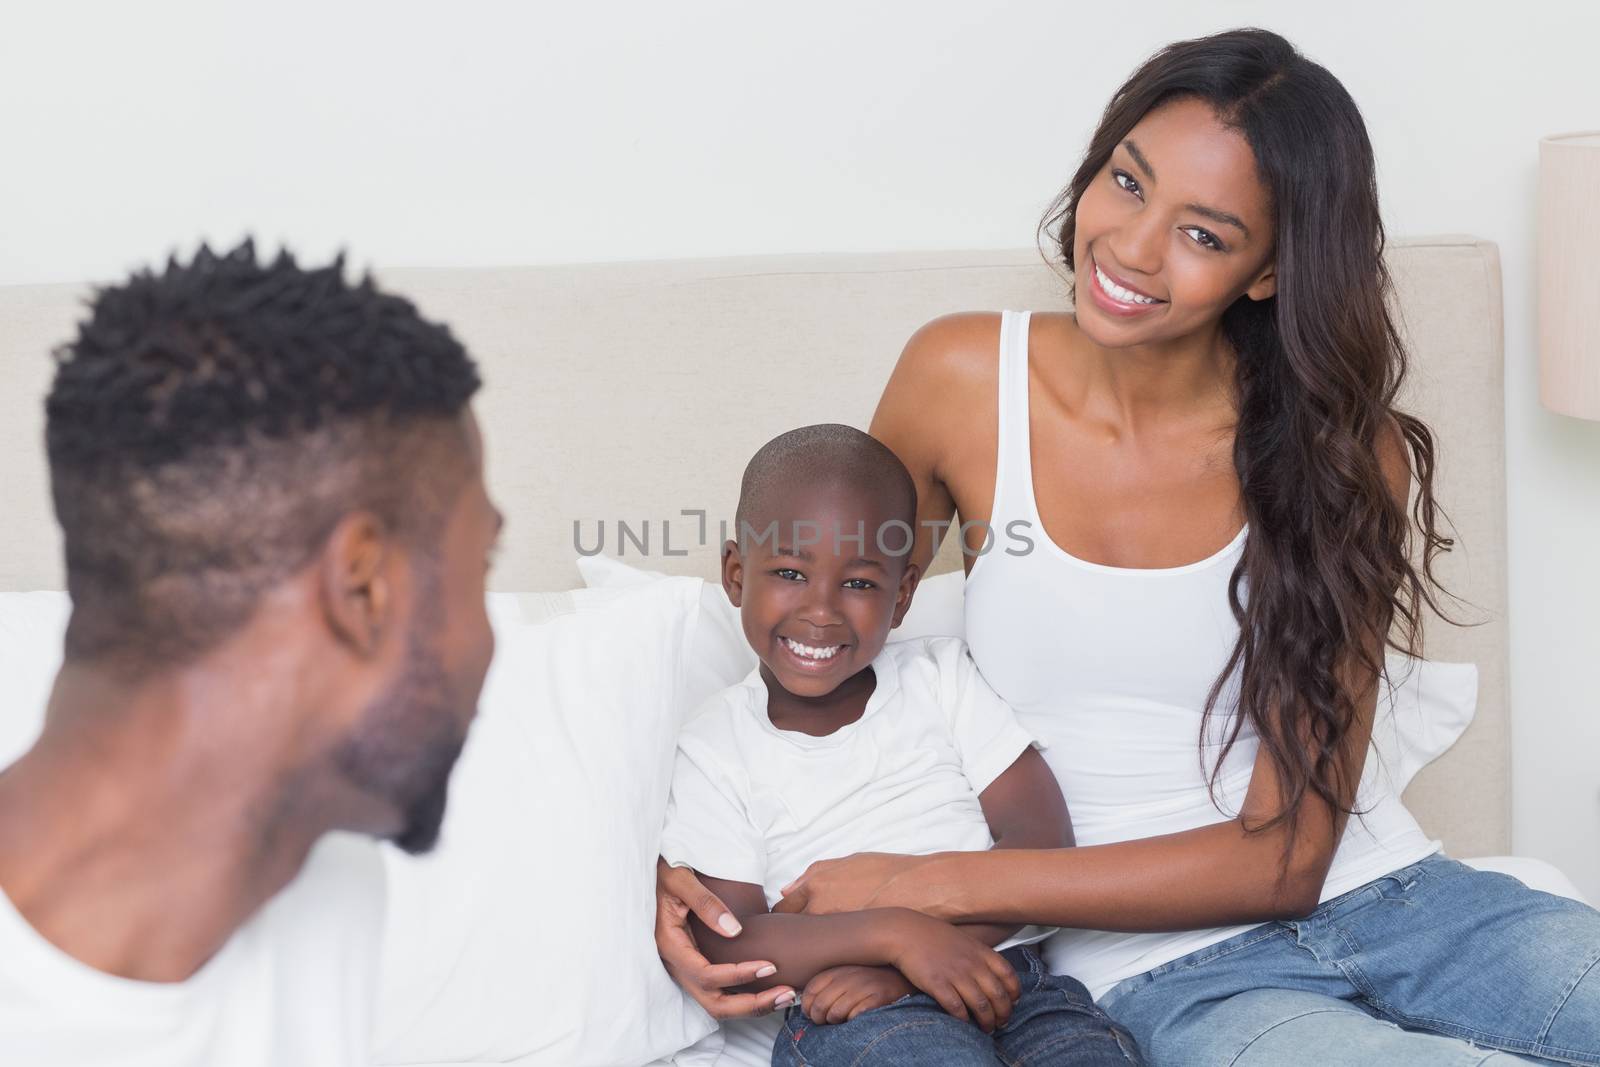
left=1085, top=253, right=1168, bottom=318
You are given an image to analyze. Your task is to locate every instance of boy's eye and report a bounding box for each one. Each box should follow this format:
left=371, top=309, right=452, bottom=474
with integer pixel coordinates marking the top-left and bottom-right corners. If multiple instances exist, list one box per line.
left=1112, top=169, right=1142, bottom=197
left=844, top=578, right=876, bottom=590
left=773, top=568, right=803, bottom=581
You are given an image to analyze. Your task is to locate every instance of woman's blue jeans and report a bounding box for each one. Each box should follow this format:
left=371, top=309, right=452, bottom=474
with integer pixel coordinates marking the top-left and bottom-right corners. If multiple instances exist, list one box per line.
left=1099, top=852, right=1600, bottom=1065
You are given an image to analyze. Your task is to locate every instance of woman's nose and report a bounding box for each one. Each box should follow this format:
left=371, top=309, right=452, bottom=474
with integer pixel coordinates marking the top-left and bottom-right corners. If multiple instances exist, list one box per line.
left=1107, top=210, right=1165, bottom=277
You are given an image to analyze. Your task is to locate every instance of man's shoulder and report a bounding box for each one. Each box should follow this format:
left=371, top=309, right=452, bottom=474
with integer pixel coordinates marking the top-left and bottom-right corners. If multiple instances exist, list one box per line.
left=0, top=831, right=385, bottom=1064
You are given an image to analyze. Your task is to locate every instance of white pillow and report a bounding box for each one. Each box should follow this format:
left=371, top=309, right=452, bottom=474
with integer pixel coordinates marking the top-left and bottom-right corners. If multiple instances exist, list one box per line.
left=572, top=557, right=1475, bottom=794
left=878, top=568, right=966, bottom=642
left=373, top=579, right=716, bottom=1066
left=1368, top=653, right=1479, bottom=795
left=576, top=555, right=756, bottom=715
left=0, top=591, right=71, bottom=770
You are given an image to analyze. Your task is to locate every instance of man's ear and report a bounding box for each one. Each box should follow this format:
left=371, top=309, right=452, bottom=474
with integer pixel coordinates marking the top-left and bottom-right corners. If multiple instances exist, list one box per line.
left=889, top=560, right=922, bottom=627
left=1245, top=261, right=1277, bottom=302
left=720, top=539, right=744, bottom=608
left=319, top=511, right=394, bottom=657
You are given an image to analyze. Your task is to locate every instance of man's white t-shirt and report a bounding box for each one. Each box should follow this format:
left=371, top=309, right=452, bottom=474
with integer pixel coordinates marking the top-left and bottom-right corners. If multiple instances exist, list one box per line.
left=0, top=830, right=385, bottom=1066
left=660, top=635, right=1049, bottom=952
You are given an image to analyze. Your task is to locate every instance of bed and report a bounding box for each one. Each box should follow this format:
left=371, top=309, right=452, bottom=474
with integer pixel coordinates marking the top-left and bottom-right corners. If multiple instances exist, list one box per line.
left=2, top=239, right=1575, bottom=1066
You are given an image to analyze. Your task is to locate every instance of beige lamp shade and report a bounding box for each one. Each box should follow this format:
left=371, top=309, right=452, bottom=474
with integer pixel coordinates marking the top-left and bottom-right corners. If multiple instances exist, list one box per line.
left=1539, top=131, right=1600, bottom=420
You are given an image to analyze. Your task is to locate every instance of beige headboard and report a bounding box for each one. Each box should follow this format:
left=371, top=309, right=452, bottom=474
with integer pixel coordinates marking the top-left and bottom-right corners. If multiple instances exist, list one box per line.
left=0, top=238, right=1509, bottom=855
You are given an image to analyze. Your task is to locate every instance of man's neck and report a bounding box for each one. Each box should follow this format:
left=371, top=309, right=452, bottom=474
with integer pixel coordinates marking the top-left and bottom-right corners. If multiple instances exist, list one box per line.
left=0, top=664, right=339, bottom=983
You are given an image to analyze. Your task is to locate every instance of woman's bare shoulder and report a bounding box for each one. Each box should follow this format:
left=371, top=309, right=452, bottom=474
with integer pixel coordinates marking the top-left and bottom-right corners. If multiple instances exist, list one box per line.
left=871, top=314, right=1002, bottom=479
left=890, top=311, right=1004, bottom=394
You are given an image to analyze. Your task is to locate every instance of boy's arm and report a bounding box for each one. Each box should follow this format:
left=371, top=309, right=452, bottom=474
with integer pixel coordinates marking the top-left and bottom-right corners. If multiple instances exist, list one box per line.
left=958, top=745, right=1074, bottom=946
left=982, top=745, right=1074, bottom=850
left=689, top=869, right=1022, bottom=1007
left=662, top=740, right=988, bottom=1000
left=688, top=871, right=924, bottom=992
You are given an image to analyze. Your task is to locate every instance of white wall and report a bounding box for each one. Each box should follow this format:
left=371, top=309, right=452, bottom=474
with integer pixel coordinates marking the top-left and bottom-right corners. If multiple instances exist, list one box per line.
left=3, top=1, right=1598, bottom=897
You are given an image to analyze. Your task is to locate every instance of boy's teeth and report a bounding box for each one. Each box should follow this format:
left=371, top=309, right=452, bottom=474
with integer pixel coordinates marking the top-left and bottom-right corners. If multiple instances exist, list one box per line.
left=782, top=637, right=841, bottom=660
left=1095, top=263, right=1158, bottom=305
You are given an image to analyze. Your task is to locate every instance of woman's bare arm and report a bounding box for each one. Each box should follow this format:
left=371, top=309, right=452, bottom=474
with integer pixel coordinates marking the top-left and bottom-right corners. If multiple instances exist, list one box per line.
left=867, top=312, right=1000, bottom=578
left=778, top=664, right=1377, bottom=931
left=950, top=745, right=1075, bottom=945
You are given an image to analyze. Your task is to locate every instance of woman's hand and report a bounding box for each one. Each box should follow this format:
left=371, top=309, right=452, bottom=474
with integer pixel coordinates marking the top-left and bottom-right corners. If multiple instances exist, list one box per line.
left=800, top=965, right=915, bottom=1024
left=774, top=852, right=946, bottom=918
left=654, top=858, right=796, bottom=1019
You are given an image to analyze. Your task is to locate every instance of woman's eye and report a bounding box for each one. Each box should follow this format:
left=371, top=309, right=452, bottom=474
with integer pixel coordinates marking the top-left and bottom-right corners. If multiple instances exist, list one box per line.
left=774, top=568, right=803, bottom=581
left=1181, top=226, right=1224, bottom=252
left=1112, top=169, right=1141, bottom=197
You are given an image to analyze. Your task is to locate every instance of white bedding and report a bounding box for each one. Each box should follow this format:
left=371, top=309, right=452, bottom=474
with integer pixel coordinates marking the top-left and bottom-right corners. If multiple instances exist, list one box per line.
left=1, top=591, right=1585, bottom=1067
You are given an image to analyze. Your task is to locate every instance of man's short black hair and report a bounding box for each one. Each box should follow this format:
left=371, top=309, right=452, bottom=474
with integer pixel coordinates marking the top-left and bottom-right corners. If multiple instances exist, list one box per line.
left=734, top=423, right=918, bottom=560
left=46, top=239, right=482, bottom=672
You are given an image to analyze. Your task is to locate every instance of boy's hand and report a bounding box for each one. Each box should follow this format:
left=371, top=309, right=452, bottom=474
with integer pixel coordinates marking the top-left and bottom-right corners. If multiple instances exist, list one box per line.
left=884, top=912, right=1021, bottom=1031
left=801, top=965, right=915, bottom=1024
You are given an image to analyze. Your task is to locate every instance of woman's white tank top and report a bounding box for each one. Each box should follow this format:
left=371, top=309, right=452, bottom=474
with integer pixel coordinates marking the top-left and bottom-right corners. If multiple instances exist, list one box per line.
left=963, top=310, right=1441, bottom=1000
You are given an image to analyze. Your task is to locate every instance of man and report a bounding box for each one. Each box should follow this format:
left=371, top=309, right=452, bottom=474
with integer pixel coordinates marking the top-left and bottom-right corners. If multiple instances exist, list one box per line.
left=0, top=241, right=503, bottom=1064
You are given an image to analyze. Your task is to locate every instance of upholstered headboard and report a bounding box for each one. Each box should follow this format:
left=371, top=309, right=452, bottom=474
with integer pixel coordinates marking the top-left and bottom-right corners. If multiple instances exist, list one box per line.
left=0, top=237, right=1509, bottom=855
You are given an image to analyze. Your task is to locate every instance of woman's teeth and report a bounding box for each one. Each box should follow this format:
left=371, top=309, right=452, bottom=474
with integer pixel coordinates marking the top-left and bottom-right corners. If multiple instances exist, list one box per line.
left=1094, top=262, right=1160, bottom=305
left=782, top=637, right=842, bottom=661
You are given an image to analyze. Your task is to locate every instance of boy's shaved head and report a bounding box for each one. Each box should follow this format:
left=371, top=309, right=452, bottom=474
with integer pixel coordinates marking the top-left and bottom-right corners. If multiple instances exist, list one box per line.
left=724, top=425, right=923, bottom=702
left=734, top=424, right=917, bottom=554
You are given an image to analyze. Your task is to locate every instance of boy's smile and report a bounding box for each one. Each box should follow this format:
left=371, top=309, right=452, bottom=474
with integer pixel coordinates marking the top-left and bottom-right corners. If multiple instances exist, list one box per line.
left=721, top=480, right=920, bottom=729
left=778, top=633, right=846, bottom=668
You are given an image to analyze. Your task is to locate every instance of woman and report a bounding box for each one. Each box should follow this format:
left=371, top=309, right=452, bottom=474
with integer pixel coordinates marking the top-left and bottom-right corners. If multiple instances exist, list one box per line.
left=657, top=28, right=1600, bottom=1065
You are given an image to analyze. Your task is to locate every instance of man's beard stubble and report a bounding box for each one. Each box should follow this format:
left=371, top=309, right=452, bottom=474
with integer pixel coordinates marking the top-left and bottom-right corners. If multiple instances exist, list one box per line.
left=332, top=626, right=467, bottom=856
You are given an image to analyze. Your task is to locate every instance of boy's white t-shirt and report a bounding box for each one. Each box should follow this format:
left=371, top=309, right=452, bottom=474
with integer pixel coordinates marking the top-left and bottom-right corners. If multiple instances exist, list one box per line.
left=661, top=635, right=1050, bottom=952
left=0, top=830, right=385, bottom=1066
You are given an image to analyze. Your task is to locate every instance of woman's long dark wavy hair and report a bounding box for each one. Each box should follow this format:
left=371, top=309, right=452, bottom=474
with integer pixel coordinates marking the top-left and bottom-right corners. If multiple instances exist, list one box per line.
left=1041, top=28, right=1455, bottom=880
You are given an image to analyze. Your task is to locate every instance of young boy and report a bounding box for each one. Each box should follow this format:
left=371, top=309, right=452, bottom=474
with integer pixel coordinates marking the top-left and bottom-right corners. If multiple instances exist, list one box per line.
left=660, top=424, right=1143, bottom=1066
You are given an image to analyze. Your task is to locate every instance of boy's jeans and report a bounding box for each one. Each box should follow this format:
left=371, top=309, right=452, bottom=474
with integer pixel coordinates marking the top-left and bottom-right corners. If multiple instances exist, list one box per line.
left=1099, top=852, right=1600, bottom=1065
left=773, top=943, right=1143, bottom=1065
